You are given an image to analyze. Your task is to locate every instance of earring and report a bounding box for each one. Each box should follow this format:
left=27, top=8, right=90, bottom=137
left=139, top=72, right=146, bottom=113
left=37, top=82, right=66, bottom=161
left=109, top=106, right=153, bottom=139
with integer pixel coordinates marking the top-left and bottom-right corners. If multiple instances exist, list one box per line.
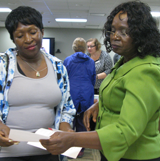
left=138, top=47, right=142, bottom=53
left=16, top=48, right=19, bottom=55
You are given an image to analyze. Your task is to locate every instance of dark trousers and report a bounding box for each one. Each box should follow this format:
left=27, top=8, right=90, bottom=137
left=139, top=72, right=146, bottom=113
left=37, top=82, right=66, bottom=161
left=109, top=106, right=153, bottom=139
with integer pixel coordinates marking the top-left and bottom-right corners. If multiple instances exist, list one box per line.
left=0, top=154, right=59, bottom=161
left=100, top=152, right=160, bottom=161
left=94, top=88, right=99, bottom=94
left=73, top=111, right=86, bottom=152
left=73, top=112, right=86, bottom=132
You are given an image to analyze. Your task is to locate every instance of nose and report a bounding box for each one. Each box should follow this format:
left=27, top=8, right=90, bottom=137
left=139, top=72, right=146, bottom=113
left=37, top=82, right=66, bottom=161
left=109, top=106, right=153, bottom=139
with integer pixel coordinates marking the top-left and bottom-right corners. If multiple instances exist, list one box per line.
left=24, top=33, right=33, bottom=43
left=112, top=31, right=121, bottom=39
left=111, top=32, right=121, bottom=40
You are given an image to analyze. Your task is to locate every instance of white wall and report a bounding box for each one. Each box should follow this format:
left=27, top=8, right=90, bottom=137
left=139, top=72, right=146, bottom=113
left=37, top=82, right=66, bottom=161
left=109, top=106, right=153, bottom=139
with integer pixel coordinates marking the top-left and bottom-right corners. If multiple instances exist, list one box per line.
left=0, top=27, right=115, bottom=61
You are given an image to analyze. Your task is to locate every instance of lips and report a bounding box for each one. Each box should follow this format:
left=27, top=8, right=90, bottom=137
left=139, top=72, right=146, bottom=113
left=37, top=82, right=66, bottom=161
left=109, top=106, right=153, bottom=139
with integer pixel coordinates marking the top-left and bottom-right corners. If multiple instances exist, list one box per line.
left=26, top=45, right=36, bottom=50
left=111, top=44, right=120, bottom=49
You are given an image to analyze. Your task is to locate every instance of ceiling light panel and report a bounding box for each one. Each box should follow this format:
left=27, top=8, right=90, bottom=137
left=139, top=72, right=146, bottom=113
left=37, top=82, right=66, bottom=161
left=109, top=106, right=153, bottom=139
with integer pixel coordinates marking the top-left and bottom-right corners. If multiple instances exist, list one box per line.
left=55, top=18, right=87, bottom=22
left=0, top=8, right=11, bottom=12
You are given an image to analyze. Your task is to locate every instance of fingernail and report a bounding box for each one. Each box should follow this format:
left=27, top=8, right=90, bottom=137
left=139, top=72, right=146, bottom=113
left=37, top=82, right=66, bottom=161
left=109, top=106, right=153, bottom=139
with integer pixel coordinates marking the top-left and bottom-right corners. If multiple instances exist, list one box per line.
left=9, top=139, right=13, bottom=142
left=14, top=142, right=19, bottom=145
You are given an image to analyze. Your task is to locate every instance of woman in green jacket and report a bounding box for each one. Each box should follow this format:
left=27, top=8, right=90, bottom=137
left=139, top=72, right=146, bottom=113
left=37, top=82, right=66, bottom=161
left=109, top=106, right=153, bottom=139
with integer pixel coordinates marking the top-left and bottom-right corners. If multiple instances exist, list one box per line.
left=40, top=1, right=160, bottom=161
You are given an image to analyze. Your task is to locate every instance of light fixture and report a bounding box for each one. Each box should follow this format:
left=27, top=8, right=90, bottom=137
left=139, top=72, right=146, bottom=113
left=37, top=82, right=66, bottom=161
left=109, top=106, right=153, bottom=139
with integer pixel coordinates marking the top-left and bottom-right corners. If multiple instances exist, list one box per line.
left=90, top=13, right=106, bottom=16
left=0, top=8, right=12, bottom=12
left=151, top=12, right=160, bottom=17
left=55, top=18, right=87, bottom=22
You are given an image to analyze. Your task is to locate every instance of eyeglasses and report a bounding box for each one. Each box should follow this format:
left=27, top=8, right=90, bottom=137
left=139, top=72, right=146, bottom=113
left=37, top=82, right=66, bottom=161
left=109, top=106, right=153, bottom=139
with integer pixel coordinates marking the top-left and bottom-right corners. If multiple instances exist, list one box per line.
left=106, top=30, right=128, bottom=38
left=87, top=45, right=95, bottom=48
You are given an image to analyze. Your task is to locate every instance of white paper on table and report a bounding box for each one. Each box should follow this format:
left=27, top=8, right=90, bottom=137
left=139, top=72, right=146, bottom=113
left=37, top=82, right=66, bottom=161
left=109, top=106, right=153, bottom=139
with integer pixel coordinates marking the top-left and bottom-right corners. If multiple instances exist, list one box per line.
left=9, top=129, right=49, bottom=142
left=27, top=128, right=82, bottom=159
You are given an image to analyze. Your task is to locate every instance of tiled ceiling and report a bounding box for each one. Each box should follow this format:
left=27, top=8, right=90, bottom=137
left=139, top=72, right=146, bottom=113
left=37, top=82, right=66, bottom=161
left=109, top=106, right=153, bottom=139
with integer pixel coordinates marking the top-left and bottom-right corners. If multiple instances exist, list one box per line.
left=0, top=0, right=160, bottom=29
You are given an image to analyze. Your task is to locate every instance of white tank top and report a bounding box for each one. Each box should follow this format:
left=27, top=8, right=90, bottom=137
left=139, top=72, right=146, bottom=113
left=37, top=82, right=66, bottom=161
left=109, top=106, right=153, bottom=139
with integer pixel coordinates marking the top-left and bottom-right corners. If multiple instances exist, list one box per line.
left=0, top=55, right=62, bottom=157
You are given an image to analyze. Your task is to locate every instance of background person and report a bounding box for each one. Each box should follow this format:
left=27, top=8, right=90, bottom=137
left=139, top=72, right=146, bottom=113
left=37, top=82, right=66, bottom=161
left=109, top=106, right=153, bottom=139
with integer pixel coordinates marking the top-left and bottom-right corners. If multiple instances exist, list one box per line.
left=40, top=1, right=160, bottom=161
left=0, top=6, right=76, bottom=161
left=86, top=38, right=113, bottom=94
left=63, top=37, right=96, bottom=158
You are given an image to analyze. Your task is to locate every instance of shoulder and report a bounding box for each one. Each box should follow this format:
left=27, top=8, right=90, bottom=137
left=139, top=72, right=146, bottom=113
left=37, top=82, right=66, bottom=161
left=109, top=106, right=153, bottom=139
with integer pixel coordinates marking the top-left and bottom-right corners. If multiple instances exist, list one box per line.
left=41, top=49, right=67, bottom=75
left=86, top=52, right=91, bottom=57
left=41, top=48, right=62, bottom=65
left=64, top=55, right=72, bottom=62
left=0, top=48, right=16, bottom=63
left=125, top=56, right=160, bottom=78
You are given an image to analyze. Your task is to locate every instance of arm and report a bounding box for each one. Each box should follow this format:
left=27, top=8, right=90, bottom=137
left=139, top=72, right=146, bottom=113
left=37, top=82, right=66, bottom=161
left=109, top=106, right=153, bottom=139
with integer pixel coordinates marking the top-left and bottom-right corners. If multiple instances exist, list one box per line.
left=59, top=122, right=74, bottom=132
left=40, top=130, right=102, bottom=155
left=56, top=62, right=76, bottom=129
left=40, top=94, right=100, bottom=154
left=97, top=52, right=113, bottom=80
left=96, top=72, right=107, bottom=80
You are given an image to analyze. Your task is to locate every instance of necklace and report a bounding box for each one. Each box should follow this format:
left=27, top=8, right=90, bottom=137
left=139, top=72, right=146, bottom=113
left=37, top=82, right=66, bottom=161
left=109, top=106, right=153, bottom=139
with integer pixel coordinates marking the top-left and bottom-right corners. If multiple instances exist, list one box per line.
left=19, top=56, right=47, bottom=77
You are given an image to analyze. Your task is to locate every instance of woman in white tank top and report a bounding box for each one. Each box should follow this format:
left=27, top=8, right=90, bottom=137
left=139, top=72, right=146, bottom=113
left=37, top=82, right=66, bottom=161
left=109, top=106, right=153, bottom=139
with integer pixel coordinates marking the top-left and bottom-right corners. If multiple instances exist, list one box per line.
left=0, top=6, right=76, bottom=161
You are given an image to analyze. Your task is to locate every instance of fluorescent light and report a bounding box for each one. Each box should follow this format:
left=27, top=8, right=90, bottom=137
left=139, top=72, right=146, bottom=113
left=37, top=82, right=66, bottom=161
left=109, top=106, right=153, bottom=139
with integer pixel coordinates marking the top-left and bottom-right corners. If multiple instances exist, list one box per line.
left=151, top=12, right=160, bottom=17
left=55, top=18, right=87, bottom=22
left=90, top=13, right=106, bottom=16
left=0, top=8, right=12, bottom=12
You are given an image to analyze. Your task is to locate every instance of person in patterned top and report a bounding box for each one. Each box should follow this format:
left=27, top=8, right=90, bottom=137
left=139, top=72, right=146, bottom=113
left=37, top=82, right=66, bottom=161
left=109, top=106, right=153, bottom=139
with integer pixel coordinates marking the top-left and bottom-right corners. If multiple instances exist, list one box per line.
left=86, top=38, right=113, bottom=94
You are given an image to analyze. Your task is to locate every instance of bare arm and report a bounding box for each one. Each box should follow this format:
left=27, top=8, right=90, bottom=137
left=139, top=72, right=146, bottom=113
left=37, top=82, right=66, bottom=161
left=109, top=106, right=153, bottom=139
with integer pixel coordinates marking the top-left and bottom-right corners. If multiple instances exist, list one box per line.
left=97, top=72, right=107, bottom=80
left=59, top=122, right=74, bottom=132
left=40, top=130, right=102, bottom=155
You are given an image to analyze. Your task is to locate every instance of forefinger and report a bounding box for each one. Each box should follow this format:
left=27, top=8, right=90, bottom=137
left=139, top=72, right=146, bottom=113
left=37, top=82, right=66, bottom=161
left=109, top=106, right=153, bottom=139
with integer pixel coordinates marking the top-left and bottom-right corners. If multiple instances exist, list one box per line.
left=83, top=111, right=91, bottom=131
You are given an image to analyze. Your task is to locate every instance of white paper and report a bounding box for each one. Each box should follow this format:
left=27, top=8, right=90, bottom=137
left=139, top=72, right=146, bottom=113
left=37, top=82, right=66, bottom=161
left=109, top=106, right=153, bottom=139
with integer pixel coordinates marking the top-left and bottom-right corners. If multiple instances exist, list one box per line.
left=94, top=94, right=99, bottom=101
left=9, top=129, right=49, bottom=142
left=9, top=128, right=82, bottom=159
left=28, top=128, right=82, bottom=159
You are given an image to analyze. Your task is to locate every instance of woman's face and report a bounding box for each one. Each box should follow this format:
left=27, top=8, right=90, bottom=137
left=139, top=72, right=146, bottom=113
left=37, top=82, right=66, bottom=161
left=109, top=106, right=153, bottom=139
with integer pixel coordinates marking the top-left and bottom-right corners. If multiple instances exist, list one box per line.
left=110, top=11, right=137, bottom=62
left=87, top=41, right=97, bottom=54
left=13, top=22, right=44, bottom=59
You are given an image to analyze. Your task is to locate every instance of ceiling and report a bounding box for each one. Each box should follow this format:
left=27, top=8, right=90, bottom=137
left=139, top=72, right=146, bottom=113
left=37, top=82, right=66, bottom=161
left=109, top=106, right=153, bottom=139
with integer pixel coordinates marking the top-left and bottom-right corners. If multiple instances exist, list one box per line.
left=0, top=0, right=160, bottom=29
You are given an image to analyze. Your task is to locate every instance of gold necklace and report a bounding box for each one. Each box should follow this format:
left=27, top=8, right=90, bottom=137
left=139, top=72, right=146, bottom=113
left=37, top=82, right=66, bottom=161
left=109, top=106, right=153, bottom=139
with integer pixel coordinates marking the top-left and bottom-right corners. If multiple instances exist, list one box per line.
left=19, top=55, right=47, bottom=77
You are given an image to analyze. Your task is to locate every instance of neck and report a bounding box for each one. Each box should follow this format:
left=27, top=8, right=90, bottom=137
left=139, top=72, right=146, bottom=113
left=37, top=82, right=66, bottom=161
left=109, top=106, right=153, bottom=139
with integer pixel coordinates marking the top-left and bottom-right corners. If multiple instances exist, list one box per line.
left=91, top=50, right=101, bottom=57
left=123, top=53, right=138, bottom=63
left=17, top=51, right=43, bottom=64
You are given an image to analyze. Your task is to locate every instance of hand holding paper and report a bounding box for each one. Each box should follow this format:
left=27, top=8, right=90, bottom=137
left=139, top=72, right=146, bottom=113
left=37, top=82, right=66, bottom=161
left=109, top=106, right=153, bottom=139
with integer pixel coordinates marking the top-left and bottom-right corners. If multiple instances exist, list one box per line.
left=39, top=128, right=82, bottom=158
left=9, top=128, right=81, bottom=159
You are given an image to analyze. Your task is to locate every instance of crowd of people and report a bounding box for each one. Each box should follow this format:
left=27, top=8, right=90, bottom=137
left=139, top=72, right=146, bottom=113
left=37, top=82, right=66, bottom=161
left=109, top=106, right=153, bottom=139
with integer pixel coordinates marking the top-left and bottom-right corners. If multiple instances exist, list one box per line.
left=0, top=1, right=160, bottom=161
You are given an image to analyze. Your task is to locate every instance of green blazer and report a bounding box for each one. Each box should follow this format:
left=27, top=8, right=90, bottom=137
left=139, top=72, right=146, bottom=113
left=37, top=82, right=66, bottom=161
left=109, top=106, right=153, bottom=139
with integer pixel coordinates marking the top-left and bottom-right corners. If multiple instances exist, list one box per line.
left=96, top=55, right=160, bottom=161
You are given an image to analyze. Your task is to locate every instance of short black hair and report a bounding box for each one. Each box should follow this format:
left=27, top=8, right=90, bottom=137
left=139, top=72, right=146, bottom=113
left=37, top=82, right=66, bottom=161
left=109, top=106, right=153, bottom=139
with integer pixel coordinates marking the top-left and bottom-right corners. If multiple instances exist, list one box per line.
left=5, top=6, right=44, bottom=41
left=103, top=0, right=160, bottom=58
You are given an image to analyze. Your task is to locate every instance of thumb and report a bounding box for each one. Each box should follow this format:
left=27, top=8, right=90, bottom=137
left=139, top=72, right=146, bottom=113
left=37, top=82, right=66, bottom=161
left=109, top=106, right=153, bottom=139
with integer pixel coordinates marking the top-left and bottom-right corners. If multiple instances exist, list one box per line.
left=92, top=112, right=98, bottom=123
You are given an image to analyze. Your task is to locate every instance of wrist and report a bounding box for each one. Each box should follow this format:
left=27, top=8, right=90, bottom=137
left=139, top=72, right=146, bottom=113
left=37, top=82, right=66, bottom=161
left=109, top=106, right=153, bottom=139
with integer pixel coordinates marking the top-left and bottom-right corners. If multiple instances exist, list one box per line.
left=59, top=122, right=72, bottom=132
left=96, top=75, right=98, bottom=80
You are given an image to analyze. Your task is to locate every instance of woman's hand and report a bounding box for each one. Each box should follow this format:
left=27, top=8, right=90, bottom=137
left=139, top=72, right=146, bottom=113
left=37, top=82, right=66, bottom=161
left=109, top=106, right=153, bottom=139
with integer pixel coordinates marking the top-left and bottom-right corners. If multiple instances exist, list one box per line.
left=40, top=131, right=74, bottom=155
left=0, top=121, right=15, bottom=147
left=83, top=102, right=99, bottom=131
